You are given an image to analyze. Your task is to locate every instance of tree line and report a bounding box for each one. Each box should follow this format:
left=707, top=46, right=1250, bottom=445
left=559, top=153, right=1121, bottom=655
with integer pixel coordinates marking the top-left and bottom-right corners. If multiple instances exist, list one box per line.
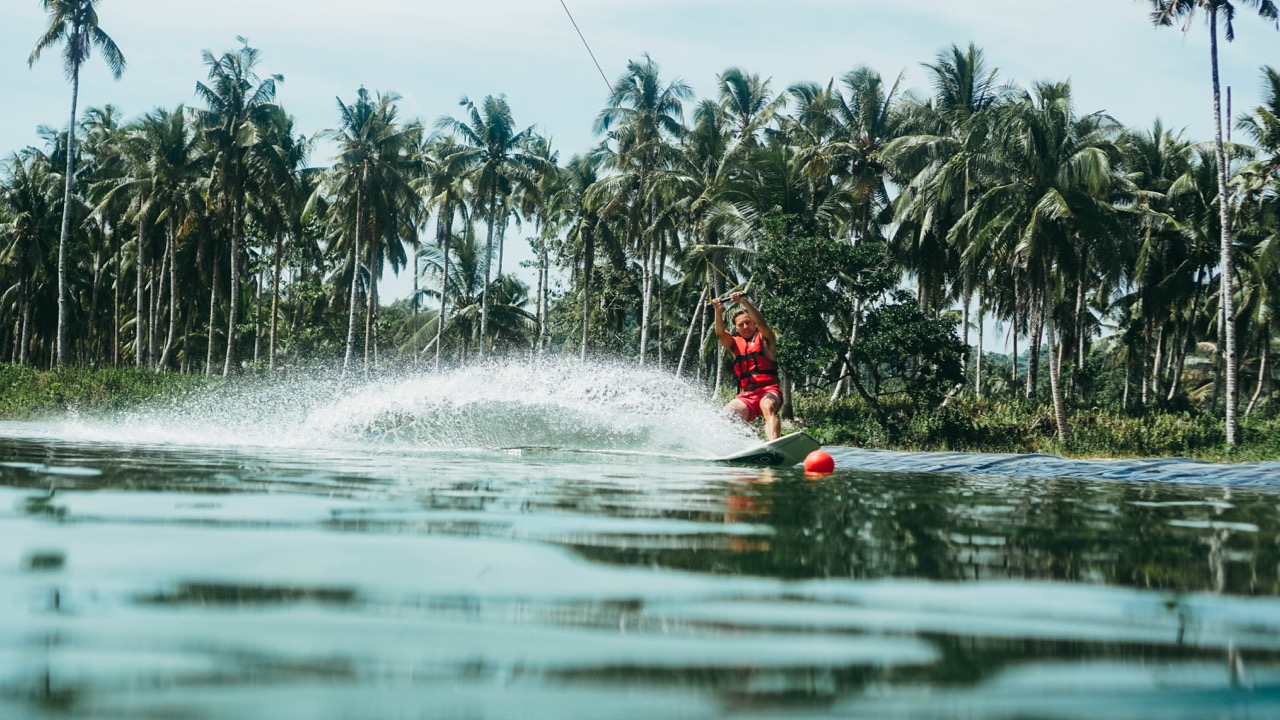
left=3, top=0, right=1278, bottom=445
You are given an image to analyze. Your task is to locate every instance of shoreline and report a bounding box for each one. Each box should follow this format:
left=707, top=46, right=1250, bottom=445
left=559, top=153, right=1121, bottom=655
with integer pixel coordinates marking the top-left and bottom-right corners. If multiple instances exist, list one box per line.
left=2, top=364, right=1276, bottom=463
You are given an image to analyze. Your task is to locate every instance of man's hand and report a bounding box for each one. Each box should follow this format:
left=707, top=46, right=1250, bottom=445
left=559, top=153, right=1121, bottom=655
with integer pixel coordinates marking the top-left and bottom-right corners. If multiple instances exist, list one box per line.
left=729, top=291, right=744, bottom=303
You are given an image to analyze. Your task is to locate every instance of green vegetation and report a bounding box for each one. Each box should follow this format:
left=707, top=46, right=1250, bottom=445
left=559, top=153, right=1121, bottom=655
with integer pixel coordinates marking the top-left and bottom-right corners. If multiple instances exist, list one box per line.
left=3, top=2, right=1278, bottom=456
left=798, top=393, right=1280, bottom=461
left=0, top=363, right=206, bottom=419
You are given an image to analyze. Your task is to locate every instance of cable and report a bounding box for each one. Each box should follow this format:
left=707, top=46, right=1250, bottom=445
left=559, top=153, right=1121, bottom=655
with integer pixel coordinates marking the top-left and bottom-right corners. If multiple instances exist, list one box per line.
left=557, top=0, right=613, bottom=93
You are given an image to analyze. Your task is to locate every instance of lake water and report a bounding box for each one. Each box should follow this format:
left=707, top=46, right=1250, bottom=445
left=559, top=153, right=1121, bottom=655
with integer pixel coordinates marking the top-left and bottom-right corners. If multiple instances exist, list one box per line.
left=3, top=361, right=1279, bottom=719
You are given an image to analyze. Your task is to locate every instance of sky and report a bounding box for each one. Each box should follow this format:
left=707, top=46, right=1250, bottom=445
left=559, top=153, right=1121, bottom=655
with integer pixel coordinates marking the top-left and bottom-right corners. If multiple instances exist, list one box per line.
left=2, top=0, right=1277, bottom=346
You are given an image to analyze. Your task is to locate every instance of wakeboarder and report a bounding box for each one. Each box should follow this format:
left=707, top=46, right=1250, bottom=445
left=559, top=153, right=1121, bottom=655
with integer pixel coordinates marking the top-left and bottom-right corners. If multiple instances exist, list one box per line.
left=712, top=291, right=782, bottom=441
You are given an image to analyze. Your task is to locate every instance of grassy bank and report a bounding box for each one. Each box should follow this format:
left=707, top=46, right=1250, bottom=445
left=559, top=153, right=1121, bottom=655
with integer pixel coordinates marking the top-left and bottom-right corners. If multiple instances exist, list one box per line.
left=0, top=364, right=208, bottom=420
left=795, top=394, right=1280, bottom=462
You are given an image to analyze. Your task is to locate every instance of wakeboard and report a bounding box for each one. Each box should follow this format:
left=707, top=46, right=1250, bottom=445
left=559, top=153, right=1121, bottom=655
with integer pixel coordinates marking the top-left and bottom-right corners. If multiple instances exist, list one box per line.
left=715, top=431, right=821, bottom=467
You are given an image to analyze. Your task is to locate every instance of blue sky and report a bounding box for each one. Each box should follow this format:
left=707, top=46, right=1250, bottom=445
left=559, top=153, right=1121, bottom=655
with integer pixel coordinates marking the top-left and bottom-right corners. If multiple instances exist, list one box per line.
left=3, top=0, right=1277, bottom=323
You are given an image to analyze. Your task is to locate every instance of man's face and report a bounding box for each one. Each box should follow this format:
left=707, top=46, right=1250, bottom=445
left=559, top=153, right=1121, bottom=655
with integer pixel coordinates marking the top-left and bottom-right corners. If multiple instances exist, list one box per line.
left=734, top=314, right=757, bottom=339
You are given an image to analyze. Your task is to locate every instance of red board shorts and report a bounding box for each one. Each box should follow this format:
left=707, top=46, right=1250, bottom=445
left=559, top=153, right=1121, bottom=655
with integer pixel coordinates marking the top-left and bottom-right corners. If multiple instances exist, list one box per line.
left=734, top=385, right=781, bottom=422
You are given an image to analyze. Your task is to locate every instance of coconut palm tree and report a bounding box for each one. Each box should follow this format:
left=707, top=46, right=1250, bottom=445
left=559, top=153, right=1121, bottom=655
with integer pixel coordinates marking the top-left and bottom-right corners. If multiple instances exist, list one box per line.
left=1, top=149, right=62, bottom=365
left=317, top=88, right=423, bottom=376
left=1236, top=65, right=1280, bottom=413
left=1142, top=0, right=1280, bottom=444
left=958, top=81, right=1126, bottom=441
left=79, top=104, right=128, bottom=365
left=28, top=0, right=126, bottom=367
left=887, top=44, right=1008, bottom=353
left=418, top=134, right=470, bottom=369
left=436, top=95, right=547, bottom=357
left=595, top=55, right=692, bottom=364
left=717, top=67, right=783, bottom=150
left=194, top=38, right=281, bottom=376
left=249, top=110, right=309, bottom=371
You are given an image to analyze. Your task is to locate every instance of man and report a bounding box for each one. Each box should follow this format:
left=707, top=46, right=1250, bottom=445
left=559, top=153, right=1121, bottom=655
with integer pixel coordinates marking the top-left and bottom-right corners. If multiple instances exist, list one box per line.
left=712, top=291, right=781, bottom=441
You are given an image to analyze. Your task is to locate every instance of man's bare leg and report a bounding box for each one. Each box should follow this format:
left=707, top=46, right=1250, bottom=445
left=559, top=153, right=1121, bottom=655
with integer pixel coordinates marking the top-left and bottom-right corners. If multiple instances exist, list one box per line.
left=760, top=395, right=781, bottom=441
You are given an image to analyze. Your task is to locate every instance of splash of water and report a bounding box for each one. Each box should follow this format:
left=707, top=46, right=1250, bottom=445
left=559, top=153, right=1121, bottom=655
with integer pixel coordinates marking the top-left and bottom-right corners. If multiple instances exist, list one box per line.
left=51, top=358, right=755, bottom=457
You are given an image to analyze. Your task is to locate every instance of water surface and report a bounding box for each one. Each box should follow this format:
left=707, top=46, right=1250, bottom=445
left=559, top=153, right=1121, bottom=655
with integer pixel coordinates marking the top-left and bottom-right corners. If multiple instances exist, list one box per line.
left=3, top=362, right=1278, bottom=719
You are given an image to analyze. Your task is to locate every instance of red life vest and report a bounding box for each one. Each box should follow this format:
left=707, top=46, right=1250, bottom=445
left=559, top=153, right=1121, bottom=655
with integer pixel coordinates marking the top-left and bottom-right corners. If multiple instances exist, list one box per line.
left=732, top=334, right=779, bottom=391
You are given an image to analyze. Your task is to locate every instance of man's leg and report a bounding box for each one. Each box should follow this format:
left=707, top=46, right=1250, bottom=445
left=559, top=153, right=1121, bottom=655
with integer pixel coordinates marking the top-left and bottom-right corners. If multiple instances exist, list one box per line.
left=725, top=398, right=751, bottom=423
left=759, top=394, right=781, bottom=441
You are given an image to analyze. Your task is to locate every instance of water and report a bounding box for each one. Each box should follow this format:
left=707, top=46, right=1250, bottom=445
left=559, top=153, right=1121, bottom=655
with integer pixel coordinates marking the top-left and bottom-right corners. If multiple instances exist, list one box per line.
left=3, top=360, right=1279, bottom=719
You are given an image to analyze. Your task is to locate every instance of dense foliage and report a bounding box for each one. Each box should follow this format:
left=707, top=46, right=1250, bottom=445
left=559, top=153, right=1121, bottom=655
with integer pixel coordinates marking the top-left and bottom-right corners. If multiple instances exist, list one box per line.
left=4, top=3, right=1279, bottom=450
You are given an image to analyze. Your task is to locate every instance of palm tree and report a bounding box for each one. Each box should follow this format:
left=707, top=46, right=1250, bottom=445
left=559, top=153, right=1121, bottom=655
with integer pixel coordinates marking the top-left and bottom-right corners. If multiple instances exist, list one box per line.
left=1, top=149, right=62, bottom=365
left=136, top=106, right=201, bottom=370
left=958, top=82, right=1126, bottom=441
left=194, top=38, right=281, bottom=376
left=564, top=154, right=607, bottom=359
left=595, top=55, right=692, bottom=365
left=718, top=67, right=783, bottom=150
left=28, top=0, right=126, bottom=367
left=1236, top=65, right=1280, bottom=414
left=317, top=88, right=422, bottom=376
left=421, top=225, right=533, bottom=358
left=418, top=134, right=470, bottom=369
left=79, top=104, right=128, bottom=365
left=436, top=95, right=546, bottom=357
left=1142, top=0, right=1280, bottom=444
left=887, top=44, right=1007, bottom=343
left=250, top=110, right=308, bottom=371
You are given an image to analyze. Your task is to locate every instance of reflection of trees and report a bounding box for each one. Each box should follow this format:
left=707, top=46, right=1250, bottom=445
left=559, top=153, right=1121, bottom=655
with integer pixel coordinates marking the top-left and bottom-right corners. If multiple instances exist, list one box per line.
left=574, top=474, right=1280, bottom=596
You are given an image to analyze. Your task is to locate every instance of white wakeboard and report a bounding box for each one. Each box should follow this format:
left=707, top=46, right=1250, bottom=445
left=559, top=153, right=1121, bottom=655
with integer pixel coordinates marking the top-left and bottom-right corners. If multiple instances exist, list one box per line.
left=715, top=431, right=821, bottom=467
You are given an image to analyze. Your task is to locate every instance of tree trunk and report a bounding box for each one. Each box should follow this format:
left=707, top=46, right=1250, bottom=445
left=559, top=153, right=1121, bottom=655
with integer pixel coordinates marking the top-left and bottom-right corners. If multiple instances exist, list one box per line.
left=713, top=273, right=724, bottom=396
left=436, top=203, right=453, bottom=371
left=1209, top=11, right=1239, bottom=445
left=1044, top=280, right=1071, bottom=442
left=697, top=278, right=710, bottom=385
left=479, top=185, right=497, bottom=358
left=639, top=234, right=653, bottom=366
left=1008, top=304, right=1018, bottom=389
left=222, top=195, right=243, bottom=377
left=253, top=255, right=263, bottom=366
left=1011, top=316, right=1019, bottom=390
left=1027, top=306, right=1041, bottom=399
left=1152, top=323, right=1165, bottom=399
left=269, top=231, right=283, bottom=371
left=181, top=309, right=192, bottom=374
left=113, top=225, right=121, bottom=368
left=496, top=195, right=506, bottom=278
left=364, top=228, right=380, bottom=378
left=1167, top=324, right=1188, bottom=402
left=364, top=232, right=379, bottom=378
left=158, top=218, right=180, bottom=370
left=206, top=248, right=220, bottom=376
left=89, top=247, right=101, bottom=364
left=135, top=219, right=146, bottom=369
left=150, top=230, right=167, bottom=368
left=343, top=188, right=363, bottom=376
left=657, top=230, right=668, bottom=367
left=579, top=224, right=594, bottom=361
left=535, top=236, right=545, bottom=355
left=19, top=289, right=31, bottom=365
left=1245, top=330, right=1269, bottom=416
left=55, top=66, right=81, bottom=367
left=976, top=292, right=984, bottom=399
left=677, top=287, right=708, bottom=378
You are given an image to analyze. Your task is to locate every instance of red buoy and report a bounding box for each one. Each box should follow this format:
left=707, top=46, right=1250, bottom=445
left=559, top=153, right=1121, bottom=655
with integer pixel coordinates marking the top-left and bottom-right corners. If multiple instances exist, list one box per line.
left=804, top=449, right=835, bottom=475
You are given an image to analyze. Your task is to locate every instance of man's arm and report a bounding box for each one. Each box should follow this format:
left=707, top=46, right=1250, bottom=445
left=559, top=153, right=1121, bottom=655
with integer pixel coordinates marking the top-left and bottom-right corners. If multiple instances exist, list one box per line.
left=731, top=293, right=776, bottom=350
left=711, top=297, right=737, bottom=352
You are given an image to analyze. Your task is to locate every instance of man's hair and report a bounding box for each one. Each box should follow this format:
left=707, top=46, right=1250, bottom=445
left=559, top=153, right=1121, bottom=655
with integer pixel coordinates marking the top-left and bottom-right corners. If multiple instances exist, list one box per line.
left=731, top=309, right=750, bottom=324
